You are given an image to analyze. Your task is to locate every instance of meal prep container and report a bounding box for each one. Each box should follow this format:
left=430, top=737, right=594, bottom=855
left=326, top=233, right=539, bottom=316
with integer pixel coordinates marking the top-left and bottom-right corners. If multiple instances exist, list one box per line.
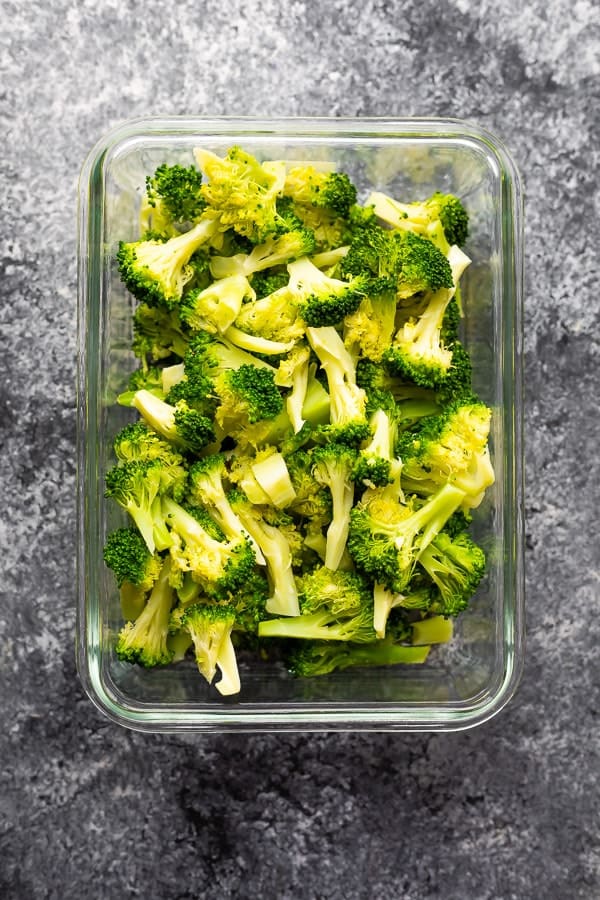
left=77, top=116, right=524, bottom=733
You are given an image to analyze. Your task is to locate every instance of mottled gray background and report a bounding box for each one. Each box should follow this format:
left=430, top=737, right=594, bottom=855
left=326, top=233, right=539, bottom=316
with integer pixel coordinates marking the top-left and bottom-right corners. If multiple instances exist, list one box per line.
left=1, top=1, right=599, bottom=898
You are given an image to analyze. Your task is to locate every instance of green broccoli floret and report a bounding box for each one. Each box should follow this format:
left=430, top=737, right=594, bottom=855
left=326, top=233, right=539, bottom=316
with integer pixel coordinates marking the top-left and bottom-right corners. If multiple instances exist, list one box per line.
left=188, top=454, right=266, bottom=565
left=355, top=358, right=441, bottom=424
left=112, top=421, right=187, bottom=472
left=273, top=343, right=311, bottom=434
left=210, top=229, right=316, bottom=280
left=250, top=269, right=289, bottom=299
left=418, top=531, right=486, bottom=617
left=105, top=459, right=170, bottom=553
left=341, top=224, right=453, bottom=299
left=117, top=365, right=166, bottom=406
left=306, top=326, right=370, bottom=445
left=285, top=449, right=333, bottom=527
left=352, top=408, right=397, bottom=489
left=163, top=497, right=256, bottom=597
left=233, top=285, right=306, bottom=346
left=297, top=565, right=371, bottom=616
left=195, top=146, right=289, bottom=244
left=283, top=165, right=357, bottom=216
left=103, top=526, right=163, bottom=591
left=397, top=398, right=495, bottom=507
left=180, top=274, right=254, bottom=335
left=132, top=390, right=215, bottom=454
left=116, top=556, right=175, bottom=667
left=181, top=603, right=240, bottom=695
left=131, top=303, right=190, bottom=362
left=348, top=482, right=466, bottom=593
left=117, top=218, right=219, bottom=308
left=214, top=364, right=284, bottom=433
left=312, top=443, right=357, bottom=571
left=284, top=256, right=370, bottom=327
left=343, top=286, right=398, bottom=363
left=141, top=163, right=206, bottom=236
left=228, top=489, right=301, bottom=617
left=258, top=584, right=375, bottom=642
left=367, top=190, right=469, bottom=250
left=287, top=636, right=430, bottom=676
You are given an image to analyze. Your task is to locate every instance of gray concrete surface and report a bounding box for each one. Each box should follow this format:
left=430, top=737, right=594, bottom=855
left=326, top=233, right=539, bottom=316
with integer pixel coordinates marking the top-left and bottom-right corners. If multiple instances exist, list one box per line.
left=1, top=1, right=599, bottom=897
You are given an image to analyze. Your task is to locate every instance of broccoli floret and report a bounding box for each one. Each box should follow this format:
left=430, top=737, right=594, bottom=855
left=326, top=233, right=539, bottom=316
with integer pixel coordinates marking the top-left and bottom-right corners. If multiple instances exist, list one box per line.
left=312, top=443, right=357, bottom=571
left=287, top=637, right=430, bottom=676
left=112, top=421, right=186, bottom=472
left=398, top=399, right=495, bottom=507
left=341, top=224, right=453, bottom=299
left=355, top=358, right=441, bottom=424
left=343, top=287, right=397, bottom=363
left=117, top=365, right=166, bottom=407
left=297, top=565, right=371, bottom=616
left=419, top=531, right=486, bottom=617
left=306, top=326, right=370, bottom=445
left=258, top=590, right=375, bottom=642
left=250, top=269, right=289, bottom=299
left=285, top=449, right=333, bottom=526
left=117, top=218, right=219, bottom=308
left=214, top=364, right=284, bottom=433
left=180, top=274, right=254, bottom=334
left=163, top=497, right=256, bottom=597
left=234, top=285, right=305, bottom=346
left=352, top=408, right=397, bottom=490
left=348, top=483, right=466, bottom=593
left=142, top=163, right=206, bottom=235
left=103, top=526, right=163, bottom=592
left=131, top=303, right=190, bottom=362
left=188, top=454, right=266, bottom=565
left=367, top=190, right=469, bottom=250
left=132, top=390, right=215, bottom=454
left=195, top=146, right=288, bottom=244
left=182, top=602, right=240, bottom=694
left=283, top=165, right=357, bottom=216
left=228, top=490, right=301, bottom=617
left=105, top=459, right=170, bottom=553
left=210, top=229, right=316, bottom=279
left=284, top=256, right=370, bottom=327
left=116, top=557, right=175, bottom=667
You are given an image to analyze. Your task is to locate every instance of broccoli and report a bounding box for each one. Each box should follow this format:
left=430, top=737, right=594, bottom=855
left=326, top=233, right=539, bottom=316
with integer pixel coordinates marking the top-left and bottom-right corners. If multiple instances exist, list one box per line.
left=398, top=398, right=495, bottom=506
left=297, top=565, right=371, bottom=616
left=250, top=269, right=290, bottom=299
left=210, top=229, right=316, bottom=280
left=381, top=243, right=471, bottom=388
left=116, top=556, right=175, bottom=667
left=258, top=588, right=375, bottom=642
left=163, top=496, right=256, bottom=597
left=306, top=326, right=370, bottom=445
left=103, top=526, right=163, bottom=592
left=248, top=448, right=297, bottom=509
left=274, top=343, right=311, bottom=434
left=348, top=482, right=466, bottom=593
left=281, top=256, right=370, bottom=327
left=117, top=366, right=166, bottom=406
left=131, top=302, right=190, bottom=362
left=234, top=285, right=305, bottom=345
left=367, top=190, right=469, bottom=250
left=283, top=165, right=357, bottom=216
left=312, top=443, right=357, bottom=570
left=112, top=421, right=187, bottom=473
left=194, top=146, right=288, bottom=243
left=343, top=287, right=397, bottom=363
left=181, top=603, right=240, bottom=695
left=214, top=364, right=284, bottom=432
left=285, top=450, right=333, bottom=527
left=228, top=490, right=301, bottom=617
left=287, top=637, right=430, bottom=676
left=355, top=359, right=441, bottom=424
left=105, top=459, right=173, bottom=553
left=180, top=274, right=254, bottom=335
left=341, top=224, right=453, bottom=299
left=117, top=218, right=219, bottom=308
left=418, top=531, right=486, bottom=617
left=132, top=390, right=216, bottom=454
left=141, top=163, right=206, bottom=236
left=352, top=408, right=397, bottom=490
left=188, top=454, right=266, bottom=564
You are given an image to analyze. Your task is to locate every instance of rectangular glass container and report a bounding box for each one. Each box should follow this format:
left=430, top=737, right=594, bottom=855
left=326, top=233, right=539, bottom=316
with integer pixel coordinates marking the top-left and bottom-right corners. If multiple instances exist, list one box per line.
left=77, top=116, right=524, bottom=732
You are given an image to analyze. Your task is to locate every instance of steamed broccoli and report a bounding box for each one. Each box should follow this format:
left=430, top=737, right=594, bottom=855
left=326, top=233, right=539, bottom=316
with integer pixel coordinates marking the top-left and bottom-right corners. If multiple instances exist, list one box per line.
left=418, top=531, right=486, bottom=617
left=141, top=163, right=206, bottom=236
left=181, top=603, right=239, bottom=695
left=180, top=274, right=254, bottom=334
left=115, top=556, right=175, bottom=667
left=312, top=443, right=357, bottom=570
left=117, top=218, right=219, bottom=308
left=103, top=526, right=163, bottom=592
left=283, top=165, right=357, bottom=216
left=367, top=190, right=469, bottom=250
left=131, top=302, right=190, bottom=362
left=286, top=256, right=370, bottom=327
left=287, top=637, right=430, bottom=676
left=209, top=229, right=316, bottom=280
left=348, top=483, right=466, bottom=593
left=352, top=408, right=397, bottom=489
left=132, top=390, right=216, bottom=454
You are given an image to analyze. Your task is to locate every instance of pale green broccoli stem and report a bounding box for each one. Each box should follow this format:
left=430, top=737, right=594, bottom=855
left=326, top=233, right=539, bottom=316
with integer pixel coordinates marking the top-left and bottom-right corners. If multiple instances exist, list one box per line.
left=412, top=615, right=454, bottom=645
left=306, top=326, right=366, bottom=425
left=214, top=634, right=241, bottom=696
left=234, top=510, right=300, bottom=617
left=224, top=325, right=295, bottom=356
left=251, top=452, right=297, bottom=508
left=365, top=409, right=396, bottom=460
left=117, top=557, right=174, bottom=665
left=397, top=289, right=453, bottom=364
left=132, top=390, right=181, bottom=444
left=324, top=473, right=354, bottom=571
left=373, top=583, right=405, bottom=639
left=275, top=345, right=311, bottom=433
left=199, top=479, right=266, bottom=566
left=161, top=363, right=185, bottom=394
left=135, top=218, right=218, bottom=292
left=310, top=246, right=350, bottom=269
left=190, top=275, right=253, bottom=333
left=162, top=496, right=226, bottom=556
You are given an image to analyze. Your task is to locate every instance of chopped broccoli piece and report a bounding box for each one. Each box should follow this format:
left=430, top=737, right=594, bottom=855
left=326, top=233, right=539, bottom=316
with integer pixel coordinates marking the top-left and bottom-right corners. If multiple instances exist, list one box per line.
left=180, top=274, right=254, bottom=334
left=132, top=390, right=216, bottom=454
left=312, top=443, right=357, bottom=571
left=116, top=556, right=175, bottom=667
left=367, top=190, right=469, bottom=250
left=182, top=602, right=239, bottom=693
left=287, top=637, right=430, bottom=676
left=283, top=165, right=357, bottom=216
left=103, top=526, right=162, bottom=591
left=419, top=531, right=486, bottom=617
left=306, top=326, right=369, bottom=444
left=286, top=256, right=370, bottom=327
left=131, top=302, right=190, bottom=362
left=352, top=408, right=397, bottom=489
left=210, top=229, right=316, bottom=279
left=142, top=163, right=206, bottom=235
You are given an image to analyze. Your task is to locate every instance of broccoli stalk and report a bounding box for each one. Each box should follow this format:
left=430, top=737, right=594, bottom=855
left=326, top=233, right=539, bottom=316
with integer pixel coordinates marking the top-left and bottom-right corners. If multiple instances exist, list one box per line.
left=181, top=603, right=239, bottom=694
left=312, top=444, right=357, bottom=571
left=233, top=285, right=306, bottom=346
left=258, top=602, right=376, bottom=642
left=306, top=326, right=369, bottom=444
left=209, top=229, right=316, bottom=279
left=228, top=491, right=300, bottom=617
left=352, top=408, right=397, bottom=489
left=116, top=556, right=175, bottom=667
left=287, top=638, right=430, bottom=676
left=132, top=389, right=215, bottom=453
left=180, top=274, right=254, bottom=334
left=117, top=218, right=219, bottom=307
left=274, top=343, right=311, bottom=434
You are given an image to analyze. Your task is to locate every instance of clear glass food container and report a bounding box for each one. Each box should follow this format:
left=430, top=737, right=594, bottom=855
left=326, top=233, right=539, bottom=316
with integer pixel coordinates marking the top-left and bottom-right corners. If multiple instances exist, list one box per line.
left=77, top=116, right=524, bottom=733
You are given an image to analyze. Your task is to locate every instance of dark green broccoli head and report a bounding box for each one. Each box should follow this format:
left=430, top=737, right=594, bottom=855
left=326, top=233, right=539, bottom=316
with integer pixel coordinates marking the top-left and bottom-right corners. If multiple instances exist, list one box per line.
left=146, top=163, right=206, bottom=225
left=428, top=192, right=469, bottom=247
left=103, top=527, right=162, bottom=590
left=219, top=365, right=284, bottom=424
left=419, top=531, right=486, bottom=616
left=250, top=268, right=290, bottom=299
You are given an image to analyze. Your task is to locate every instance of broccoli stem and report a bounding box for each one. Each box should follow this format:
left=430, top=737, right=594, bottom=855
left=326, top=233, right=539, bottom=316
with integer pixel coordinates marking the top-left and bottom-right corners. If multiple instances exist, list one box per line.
left=411, top=615, right=454, bottom=645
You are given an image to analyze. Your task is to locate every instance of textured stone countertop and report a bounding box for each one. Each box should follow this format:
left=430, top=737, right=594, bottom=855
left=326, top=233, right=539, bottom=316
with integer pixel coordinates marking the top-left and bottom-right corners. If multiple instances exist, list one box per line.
left=1, top=1, right=599, bottom=898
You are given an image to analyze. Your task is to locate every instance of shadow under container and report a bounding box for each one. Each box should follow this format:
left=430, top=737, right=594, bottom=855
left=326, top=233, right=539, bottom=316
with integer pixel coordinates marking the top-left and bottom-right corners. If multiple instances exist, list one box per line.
left=77, top=116, right=524, bottom=733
